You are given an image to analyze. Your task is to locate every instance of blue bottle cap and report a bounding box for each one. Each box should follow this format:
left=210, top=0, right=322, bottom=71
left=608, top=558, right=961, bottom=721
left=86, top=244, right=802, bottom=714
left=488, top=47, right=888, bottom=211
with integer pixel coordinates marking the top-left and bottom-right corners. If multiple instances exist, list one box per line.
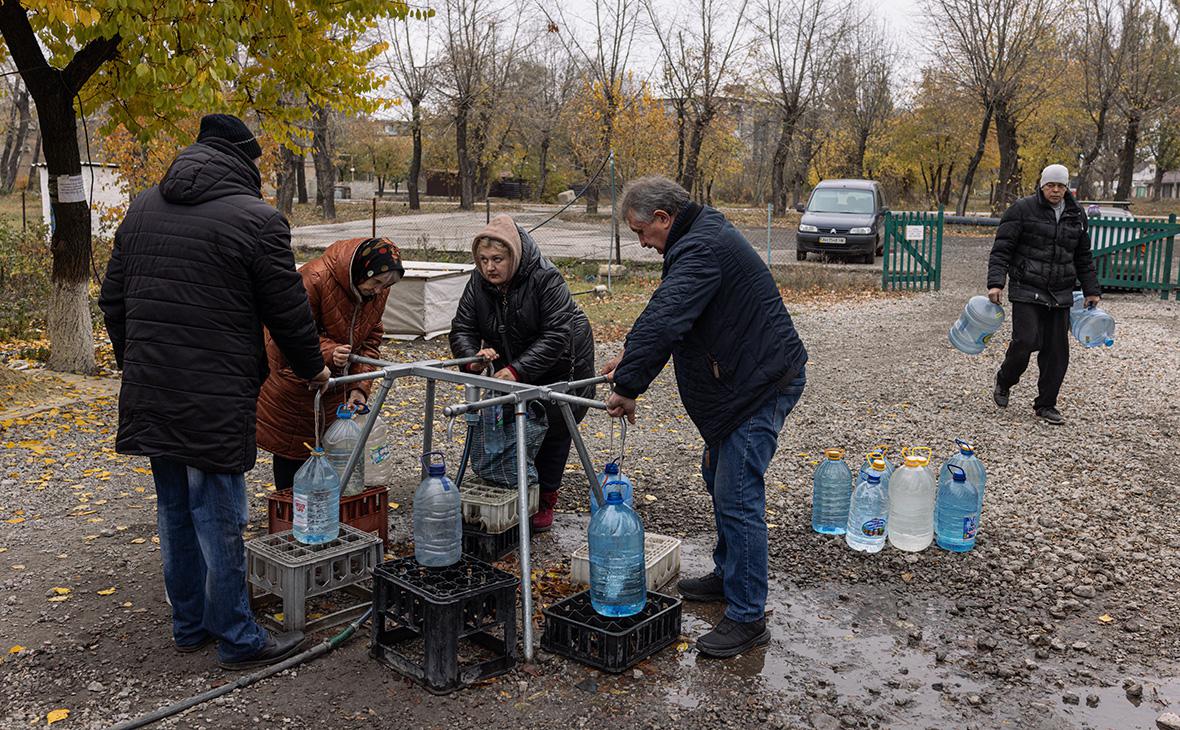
left=949, top=465, right=966, bottom=482
left=866, top=473, right=880, bottom=484
left=428, top=463, right=446, bottom=477
left=604, top=462, right=620, bottom=475
left=605, top=490, right=624, bottom=505
left=336, top=404, right=354, bottom=419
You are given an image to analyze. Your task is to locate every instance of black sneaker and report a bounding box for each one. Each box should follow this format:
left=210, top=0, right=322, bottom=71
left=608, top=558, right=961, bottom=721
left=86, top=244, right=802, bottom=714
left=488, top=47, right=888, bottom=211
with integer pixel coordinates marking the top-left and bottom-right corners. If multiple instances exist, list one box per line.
left=993, top=376, right=1010, bottom=408
left=696, top=616, right=770, bottom=658
left=677, top=572, right=725, bottom=602
left=217, top=631, right=305, bottom=671
left=1036, top=407, right=1064, bottom=425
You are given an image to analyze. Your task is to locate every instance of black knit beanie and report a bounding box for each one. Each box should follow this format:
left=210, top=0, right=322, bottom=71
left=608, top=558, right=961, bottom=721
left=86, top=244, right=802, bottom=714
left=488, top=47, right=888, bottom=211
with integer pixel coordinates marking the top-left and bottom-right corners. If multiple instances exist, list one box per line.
left=196, top=114, right=263, bottom=160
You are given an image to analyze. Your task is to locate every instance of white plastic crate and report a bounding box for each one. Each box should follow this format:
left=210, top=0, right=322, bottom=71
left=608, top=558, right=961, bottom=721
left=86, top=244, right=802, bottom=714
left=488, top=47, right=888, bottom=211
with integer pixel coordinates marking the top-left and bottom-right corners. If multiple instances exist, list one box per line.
left=461, top=480, right=540, bottom=533
left=569, top=533, right=682, bottom=591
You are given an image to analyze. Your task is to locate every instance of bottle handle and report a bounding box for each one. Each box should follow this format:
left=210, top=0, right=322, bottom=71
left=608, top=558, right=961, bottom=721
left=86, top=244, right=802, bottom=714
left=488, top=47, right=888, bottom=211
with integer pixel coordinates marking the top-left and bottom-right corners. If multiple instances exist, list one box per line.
left=420, top=451, right=446, bottom=470
left=954, top=438, right=973, bottom=454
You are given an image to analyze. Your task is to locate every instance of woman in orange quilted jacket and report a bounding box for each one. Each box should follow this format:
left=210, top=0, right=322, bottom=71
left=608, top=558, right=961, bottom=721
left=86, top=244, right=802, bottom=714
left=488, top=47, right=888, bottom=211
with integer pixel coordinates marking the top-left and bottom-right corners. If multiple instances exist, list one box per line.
left=256, top=237, right=403, bottom=489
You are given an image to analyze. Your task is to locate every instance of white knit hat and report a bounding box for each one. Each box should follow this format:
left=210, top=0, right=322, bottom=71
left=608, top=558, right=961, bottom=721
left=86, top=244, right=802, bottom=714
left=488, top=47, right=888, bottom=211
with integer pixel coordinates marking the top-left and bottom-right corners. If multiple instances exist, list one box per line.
left=1039, top=164, right=1069, bottom=189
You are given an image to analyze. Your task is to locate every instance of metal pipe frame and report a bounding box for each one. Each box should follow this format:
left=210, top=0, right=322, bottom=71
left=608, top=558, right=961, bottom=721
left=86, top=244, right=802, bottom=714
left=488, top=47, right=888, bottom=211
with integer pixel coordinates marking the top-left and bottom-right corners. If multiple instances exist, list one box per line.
left=313, top=355, right=610, bottom=663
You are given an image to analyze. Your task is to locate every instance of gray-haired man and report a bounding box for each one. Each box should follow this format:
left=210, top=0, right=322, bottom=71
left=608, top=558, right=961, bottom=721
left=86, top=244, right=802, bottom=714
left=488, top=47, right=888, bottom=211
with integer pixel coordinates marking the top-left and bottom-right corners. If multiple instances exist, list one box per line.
left=601, top=176, right=808, bottom=658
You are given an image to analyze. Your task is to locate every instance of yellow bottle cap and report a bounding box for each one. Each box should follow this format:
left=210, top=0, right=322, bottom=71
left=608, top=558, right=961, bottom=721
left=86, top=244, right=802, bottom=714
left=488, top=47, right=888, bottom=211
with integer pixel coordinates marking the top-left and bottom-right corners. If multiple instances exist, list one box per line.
left=824, top=448, right=845, bottom=460
left=903, top=446, right=932, bottom=467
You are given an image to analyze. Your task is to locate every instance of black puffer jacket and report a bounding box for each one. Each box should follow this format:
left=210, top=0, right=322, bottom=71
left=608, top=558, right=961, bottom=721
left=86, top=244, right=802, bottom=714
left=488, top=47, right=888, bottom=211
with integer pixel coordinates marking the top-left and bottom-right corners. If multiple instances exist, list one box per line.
left=99, top=139, right=324, bottom=474
left=449, top=226, right=594, bottom=386
left=987, top=189, right=1101, bottom=306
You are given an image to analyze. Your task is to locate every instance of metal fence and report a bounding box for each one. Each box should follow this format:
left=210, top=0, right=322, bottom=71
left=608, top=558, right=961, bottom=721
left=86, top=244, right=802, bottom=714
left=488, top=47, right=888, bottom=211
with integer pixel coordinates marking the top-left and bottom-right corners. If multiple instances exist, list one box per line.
left=1089, top=214, right=1180, bottom=299
left=881, top=209, right=944, bottom=291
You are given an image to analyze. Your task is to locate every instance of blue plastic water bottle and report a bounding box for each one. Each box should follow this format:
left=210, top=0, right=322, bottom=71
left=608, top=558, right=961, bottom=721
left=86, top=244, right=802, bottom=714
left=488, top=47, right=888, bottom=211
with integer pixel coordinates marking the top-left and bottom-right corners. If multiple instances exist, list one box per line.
left=413, top=452, right=462, bottom=567
left=845, top=456, right=889, bottom=553
left=324, top=404, right=365, bottom=496
left=588, top=481, right=646, bottom=617
left=858, top=446, right=896, bottom=489
left=292, top=447, right=342, bottom=545
left=938, top=439, right=987, bottom=512
left=591, top=461, right=634, bottom=514
left=481, top=397, right=505, bottom=454
left=812, top=448, right=852, bottom=535
left=1069, top=294, right=1115, bottom=348
left=935, top=465, right=980, bottom=552
left=949, top=295, right=1005, bottom=354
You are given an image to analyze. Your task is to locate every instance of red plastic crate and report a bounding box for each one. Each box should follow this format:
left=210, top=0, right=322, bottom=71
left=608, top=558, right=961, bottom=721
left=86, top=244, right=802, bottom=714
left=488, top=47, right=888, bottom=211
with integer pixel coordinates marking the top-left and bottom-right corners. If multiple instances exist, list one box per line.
left=267, top=486, right=389, bottom=547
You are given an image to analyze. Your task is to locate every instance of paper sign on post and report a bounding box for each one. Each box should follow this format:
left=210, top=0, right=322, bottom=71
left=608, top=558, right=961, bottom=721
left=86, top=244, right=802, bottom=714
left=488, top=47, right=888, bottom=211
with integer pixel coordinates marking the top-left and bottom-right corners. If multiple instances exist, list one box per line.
left=905, top=225, right=924, bottom=241
left=56, top=175, right=87, bottom=204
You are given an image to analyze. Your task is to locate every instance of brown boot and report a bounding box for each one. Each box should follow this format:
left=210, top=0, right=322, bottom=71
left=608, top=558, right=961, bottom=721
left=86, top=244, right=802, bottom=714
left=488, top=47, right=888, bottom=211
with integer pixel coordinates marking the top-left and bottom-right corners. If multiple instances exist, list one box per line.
left=531, top=490, right=558, bottom=533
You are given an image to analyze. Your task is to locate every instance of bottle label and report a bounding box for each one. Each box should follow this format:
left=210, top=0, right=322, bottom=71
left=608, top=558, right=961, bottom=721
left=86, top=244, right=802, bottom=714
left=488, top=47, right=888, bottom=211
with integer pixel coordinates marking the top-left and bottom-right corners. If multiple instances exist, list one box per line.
left=962, top=515, right=978, bottom=540
left=293, top=493, right=309, bottom=530
left=369, top=444, right=390, bottom=465
left=861, top=518, right=886, bottom=537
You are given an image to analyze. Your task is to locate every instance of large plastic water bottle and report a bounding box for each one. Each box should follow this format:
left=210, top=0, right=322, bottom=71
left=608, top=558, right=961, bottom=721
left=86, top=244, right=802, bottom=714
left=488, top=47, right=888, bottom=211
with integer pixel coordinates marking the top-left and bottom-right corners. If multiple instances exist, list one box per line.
left=1069, top=294, right=1115, bottom=348
left=812, top=448, right=852, bottom=535
left=888, top=447, right=936, bottom=552
left=324, top=404, right=365, bottom=496
left=845, top=457, right=889, bottom=553
left=591, top=461, right=634, bottom=514
left=858, top=446, right=896, bottom=487
left=588, top=481, right=646, bottom=617
left=355, top=405, right=393, bottom=489
left=292, top=447, right=341, bottom=545
left=413, top=452, right=462, bottom=567
left=938, top=439, right=987, bottom=512
left=935, top=465, right=981, bottom=552
left=949, top=295, right=1005, bottom=354
left=481, top=396, right=505, bottom=455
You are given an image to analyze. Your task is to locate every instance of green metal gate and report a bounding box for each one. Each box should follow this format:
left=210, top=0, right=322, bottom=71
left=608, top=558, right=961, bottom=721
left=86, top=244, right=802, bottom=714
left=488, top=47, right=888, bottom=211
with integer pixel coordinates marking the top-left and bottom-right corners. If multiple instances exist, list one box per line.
left=1088, top=214, right=1180, bottom=300
left=882, top=209, right=943, bottom=291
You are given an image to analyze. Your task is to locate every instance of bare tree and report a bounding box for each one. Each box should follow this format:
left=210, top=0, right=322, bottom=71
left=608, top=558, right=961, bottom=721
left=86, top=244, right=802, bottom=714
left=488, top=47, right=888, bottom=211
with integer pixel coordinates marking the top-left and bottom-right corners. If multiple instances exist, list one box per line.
left=544, top=0, right=642, bottom=220
left=0, top=73, right=32, bottom=195
left=645, top=0, right=751, bottom=196
left=828, top=20, right=895, bottom=178
left=1073, top=0, right=1126, bottom=198
left=380, top=16, right=435, bottom=209
left=924, top=0, right=1056, bottom=214
left=1113, top=0, right=1178, bottom=200
left=1147, top=107, right=1180, bottom=199
left=756, top=0, right=847, bottom=214
left=517, top=26, right=580, bottom=201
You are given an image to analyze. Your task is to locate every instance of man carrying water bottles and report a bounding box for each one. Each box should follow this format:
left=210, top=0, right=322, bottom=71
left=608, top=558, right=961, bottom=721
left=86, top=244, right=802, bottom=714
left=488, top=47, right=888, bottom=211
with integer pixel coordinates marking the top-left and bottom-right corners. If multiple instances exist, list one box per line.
left=987, top=163, right=1101, bottom=425
left=601, top=176, right=809, bottom=658
left=99, top=114, right=329, bottom=671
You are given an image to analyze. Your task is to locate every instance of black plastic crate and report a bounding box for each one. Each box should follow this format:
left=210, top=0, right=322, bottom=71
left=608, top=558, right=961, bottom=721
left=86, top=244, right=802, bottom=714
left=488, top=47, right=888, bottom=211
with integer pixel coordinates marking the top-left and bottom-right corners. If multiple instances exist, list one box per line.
left=462, top=523, right=518, bottom=562
left=370, top=556, right=518, bottom=694
left=540, top=590, right=682, bottom=673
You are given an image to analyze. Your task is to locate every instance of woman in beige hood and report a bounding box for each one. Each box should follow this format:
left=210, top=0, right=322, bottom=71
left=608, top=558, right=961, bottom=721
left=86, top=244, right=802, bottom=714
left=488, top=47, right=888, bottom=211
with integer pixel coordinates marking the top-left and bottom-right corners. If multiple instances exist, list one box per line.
left=450, top=215, right=596, bottom=531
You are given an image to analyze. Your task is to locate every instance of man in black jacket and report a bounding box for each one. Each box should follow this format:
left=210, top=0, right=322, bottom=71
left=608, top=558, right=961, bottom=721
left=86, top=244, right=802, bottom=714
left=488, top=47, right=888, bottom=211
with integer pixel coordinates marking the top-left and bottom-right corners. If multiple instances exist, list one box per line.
left=603, top=176, right=808, bottom=658
left=99, top=114, right=329, bottom=670
left=987, top=164, right=1101, bottom=425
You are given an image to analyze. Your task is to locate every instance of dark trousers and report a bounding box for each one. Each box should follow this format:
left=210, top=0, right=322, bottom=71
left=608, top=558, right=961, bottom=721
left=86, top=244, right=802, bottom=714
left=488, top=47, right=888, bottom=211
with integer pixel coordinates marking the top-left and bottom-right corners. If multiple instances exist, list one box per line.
left=272, top=454, right=307, bottom=492
left=997, top=301, right=1070, bottom=410
left=534, top=402, right=585, bottom=495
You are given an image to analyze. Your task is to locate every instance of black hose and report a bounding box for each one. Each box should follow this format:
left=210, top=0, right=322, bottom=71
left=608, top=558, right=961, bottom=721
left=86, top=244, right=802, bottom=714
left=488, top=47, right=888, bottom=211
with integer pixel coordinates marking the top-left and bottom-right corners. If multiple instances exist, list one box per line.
left=454, top=423, right=474, bottom=489
left=109, top=608, right=374, bottom=730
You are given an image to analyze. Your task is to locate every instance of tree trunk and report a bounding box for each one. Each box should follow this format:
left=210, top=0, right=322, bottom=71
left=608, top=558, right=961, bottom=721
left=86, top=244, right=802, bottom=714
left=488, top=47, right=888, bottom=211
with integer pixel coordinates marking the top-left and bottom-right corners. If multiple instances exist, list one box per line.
left=455, top=101, right=474, bottom=210
left=681, top=111, right=712, bottom=197
left=941, top=161, right=956, bottom=207
left=296, top=154, right=308, bottom=204
left=675, top=100, right=687, bottom=183
left=24, top=130, right=40, bottom=192
left=1116, top=111, right=1141, bottom=201
left=1075, top=101, right=1111, bottom=200
left=853, top=130, right=869, bottom=179
left=275, top=145, right=298, bottom=216
left=771, top=117, right=793, bottom=215
left=408, top=99, right=422, bottom=210
left=311, top=104, right=336, bottom=220
left=956, top=103, right=994, bottom=216
left=536, top=132, right=550, bottom=202
left=1151, top=163, right=1164, bottom=201
left=992, top=100, right=1022, bottom=214
left=0, top=83, right=29, bottom=194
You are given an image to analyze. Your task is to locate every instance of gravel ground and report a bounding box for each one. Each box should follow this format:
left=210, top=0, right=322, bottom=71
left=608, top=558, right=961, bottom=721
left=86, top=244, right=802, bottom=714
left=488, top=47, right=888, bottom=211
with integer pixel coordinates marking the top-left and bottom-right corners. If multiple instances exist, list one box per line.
left=2, top=232, right=1180, bottom=729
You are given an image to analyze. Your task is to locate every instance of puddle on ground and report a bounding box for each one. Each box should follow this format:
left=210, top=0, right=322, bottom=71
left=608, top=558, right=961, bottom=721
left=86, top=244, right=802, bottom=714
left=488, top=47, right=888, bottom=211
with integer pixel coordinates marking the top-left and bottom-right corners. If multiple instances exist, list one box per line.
left=1053, top=677, right=1180, bottom=730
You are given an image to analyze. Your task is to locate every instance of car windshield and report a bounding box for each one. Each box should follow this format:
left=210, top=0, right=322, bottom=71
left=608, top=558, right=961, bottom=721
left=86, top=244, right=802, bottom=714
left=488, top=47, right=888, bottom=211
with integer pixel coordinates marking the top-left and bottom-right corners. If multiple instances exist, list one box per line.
left=807, top=189, right=875, bottom=214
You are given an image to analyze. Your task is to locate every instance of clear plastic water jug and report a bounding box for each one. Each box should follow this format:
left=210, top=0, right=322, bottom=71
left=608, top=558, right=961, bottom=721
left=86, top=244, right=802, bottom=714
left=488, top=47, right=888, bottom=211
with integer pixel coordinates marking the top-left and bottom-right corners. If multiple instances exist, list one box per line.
left=846, top=455, right=889, bottom=553
left=591, top=461, right=634, bottom=514
left=938, top=439, right=987, bottom=513
left=949, top=295, right=1005, bottom=354
left=887, top=447, right=936, bottom=552
left=413, top=452, right=462, bottom=567
left=355, top=405, right=392, bottom=489
left=935, top=465, right=980, bottom=552
left=858, top=445, right=896, bottom=488
left=324, top=404, right=365, bottom=496
left=588, top=481, right=646, bottom=617
left=292, top=447, right=341, bottom=545
left=812, top=448, right=852, bottom=535
left=1069, top=293, right=1115, bottom=348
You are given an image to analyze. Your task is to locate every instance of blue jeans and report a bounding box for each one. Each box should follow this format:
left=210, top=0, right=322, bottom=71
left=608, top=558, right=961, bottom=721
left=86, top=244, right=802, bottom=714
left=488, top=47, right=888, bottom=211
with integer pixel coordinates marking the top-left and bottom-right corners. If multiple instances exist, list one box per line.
left=701, top=371, right=805, bottom=623
left=151, top=457, right=269, bottom=661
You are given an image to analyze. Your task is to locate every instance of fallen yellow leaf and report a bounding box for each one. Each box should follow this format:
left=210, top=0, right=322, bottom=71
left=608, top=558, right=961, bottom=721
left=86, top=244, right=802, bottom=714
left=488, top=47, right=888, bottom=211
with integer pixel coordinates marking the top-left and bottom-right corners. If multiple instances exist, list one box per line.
left=8, top=645, right=23, bottom=654
left=97, top=587, right=117, bottom=596
left=51, top=587, right=71, bottom=595
left=390, top=502, right=400, bottom=510
left=4, top=517, right=24, bottom=524
left=676, top=641, right=689, bottom=652
left=47, top=596, right=69, bottom=603
left=11, top=564, right=25, bottom=570
left=129, top=538, right=146, bottom=545
left=121, top=602, right=133, bottom=608
left=47, top=708, right=69, bottom=724
left=643, top=494, right=656, bottom=502
left=273, top=612, right=285, bottom=622
left=1098, top=614, right=1115, bottom=624
left=901, top=572, right=914, bottom=583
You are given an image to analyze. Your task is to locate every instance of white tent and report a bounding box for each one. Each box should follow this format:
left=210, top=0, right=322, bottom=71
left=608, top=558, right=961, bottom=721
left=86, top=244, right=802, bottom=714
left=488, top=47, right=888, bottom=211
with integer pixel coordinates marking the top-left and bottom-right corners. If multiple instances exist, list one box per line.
left=383, top=261, right=476, bottom=340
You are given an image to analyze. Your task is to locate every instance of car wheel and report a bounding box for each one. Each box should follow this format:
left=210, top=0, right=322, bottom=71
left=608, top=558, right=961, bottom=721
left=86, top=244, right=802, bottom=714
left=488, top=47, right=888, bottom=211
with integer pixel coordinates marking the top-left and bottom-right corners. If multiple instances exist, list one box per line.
left=796, top=250, right=807, bottom=261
